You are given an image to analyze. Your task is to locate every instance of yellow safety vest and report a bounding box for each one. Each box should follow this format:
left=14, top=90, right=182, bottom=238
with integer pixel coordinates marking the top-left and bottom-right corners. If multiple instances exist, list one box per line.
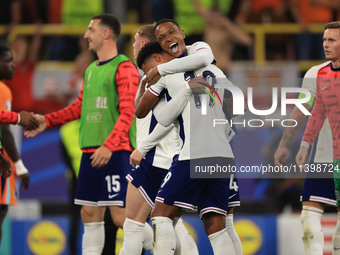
left=62, top=0, right=104, bottom=25
left=60, top=120, right=81, bottom=177
left=173, top=0, right=233, bottom=35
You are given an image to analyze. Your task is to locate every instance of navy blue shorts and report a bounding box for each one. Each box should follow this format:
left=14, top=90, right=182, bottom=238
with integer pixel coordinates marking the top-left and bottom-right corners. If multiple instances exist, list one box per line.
left=126, top=159, right=168, bottom=208
left=74, top=151, right=130, bottom=207
left=301, top=177, right=336, bottom=206
left=228, top=174, right=240, bottom=208
left=155, top=157, right=233, bottom=218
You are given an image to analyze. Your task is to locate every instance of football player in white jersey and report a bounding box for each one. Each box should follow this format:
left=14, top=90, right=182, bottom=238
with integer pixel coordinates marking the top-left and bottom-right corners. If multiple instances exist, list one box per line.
left=144, top=19, right=242, bottom=255
left=120, top=23, right=199, bottom=255
left=135, top=41, right=238, bottom=255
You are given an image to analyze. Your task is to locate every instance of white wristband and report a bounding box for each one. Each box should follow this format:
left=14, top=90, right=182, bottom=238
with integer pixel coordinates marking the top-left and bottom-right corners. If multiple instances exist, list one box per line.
left=300, top=141, right=310, bottom=150
left=14, top=159, right=29, bottom=175
left=17, top=113, right=20, bottom=124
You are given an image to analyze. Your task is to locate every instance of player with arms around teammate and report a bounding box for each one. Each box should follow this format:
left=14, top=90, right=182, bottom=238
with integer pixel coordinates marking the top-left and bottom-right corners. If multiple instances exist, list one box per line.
left=25, top=14, right=139, bottom=255
left=0, top=46, right=30, bottom=244
left=295, top=21, right=340, bottom=255
left=120, top=26, right=199, bottom=253
left=136, top=42, right=238, bottom=255
left=144, top=19, right=242, bottom=254
left=142, top=19, right=215, bottom=87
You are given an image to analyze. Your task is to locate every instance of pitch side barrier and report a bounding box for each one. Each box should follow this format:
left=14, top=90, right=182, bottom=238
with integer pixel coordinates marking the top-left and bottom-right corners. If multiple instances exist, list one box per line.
left=1, top=23, right=325, bottom=69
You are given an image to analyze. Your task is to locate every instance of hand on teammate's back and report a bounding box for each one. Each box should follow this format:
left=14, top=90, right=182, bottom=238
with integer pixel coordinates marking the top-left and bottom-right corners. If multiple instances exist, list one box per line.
left=0, top=153, right=12, bottom=178
left=145, top=67, right=161, bottom=88
left=18, top=111, right=39, bottom=130
left=19, top=173, right=30, bottom=190
left=24, top=114, right=47, bottom=138
left=188, top=76, right=209, bottom=94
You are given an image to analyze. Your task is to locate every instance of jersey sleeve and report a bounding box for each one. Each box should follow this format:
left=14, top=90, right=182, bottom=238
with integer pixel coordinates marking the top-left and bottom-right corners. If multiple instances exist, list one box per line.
left=301, top=65, right=319, bottom=97
left=157, top=41, right=215, bottom=76
left=148, top=76, right=168, bottom=97
left=302, top=83, right=327, bottom=146
left=137, top=122, right=175, bottom=155
left=103, top=61, right=139, bottom=152
left=0, top=111, right=19, bottom=124
left=45, top=82, right=83, bottom=128
left=153, top=80, right=192, bottom=127
left=297, top=65, right=321, bottom=108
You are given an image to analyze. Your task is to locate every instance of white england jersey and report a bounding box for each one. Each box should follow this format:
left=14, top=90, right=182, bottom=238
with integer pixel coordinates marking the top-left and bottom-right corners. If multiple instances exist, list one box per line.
left=157, top=41, right=215, bottom=77
left=136, top=88, right=179, bottom=169
left=302, top=61, right=332, bottom=163
left=149, top=64, right=234, bottom=161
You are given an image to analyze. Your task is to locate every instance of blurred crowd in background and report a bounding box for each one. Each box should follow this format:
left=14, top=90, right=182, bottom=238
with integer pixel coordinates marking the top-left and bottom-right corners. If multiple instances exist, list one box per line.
left=1, top=0, right=338, bottom=217
left=1, top=0, right=339, bottom=117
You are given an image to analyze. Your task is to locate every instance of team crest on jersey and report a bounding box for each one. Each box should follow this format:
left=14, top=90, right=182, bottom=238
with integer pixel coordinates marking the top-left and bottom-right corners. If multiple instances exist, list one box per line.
left=5, top=99, right=11, bottom=111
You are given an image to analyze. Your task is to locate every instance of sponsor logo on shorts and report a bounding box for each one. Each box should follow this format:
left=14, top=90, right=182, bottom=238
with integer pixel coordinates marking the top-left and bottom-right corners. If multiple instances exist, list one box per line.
left=108, top=194, right=118, bottom=199
left=229, top=193, right=237, bottom=200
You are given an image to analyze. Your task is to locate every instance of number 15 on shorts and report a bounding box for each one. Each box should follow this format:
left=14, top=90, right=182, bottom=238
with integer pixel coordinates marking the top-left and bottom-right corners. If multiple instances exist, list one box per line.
left=105, top=175, right=121, bottom=193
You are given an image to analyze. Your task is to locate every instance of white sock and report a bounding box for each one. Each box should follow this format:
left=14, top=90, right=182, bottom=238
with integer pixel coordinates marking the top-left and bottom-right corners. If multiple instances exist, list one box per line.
left=119, top=218, right=145, bottom=255
left=226, top=214, right=243, bottom=255
left=175, top=218, right=199, bottom=255
left=143, top=222, right=154, bottom=254
left=151, top=216, right=176, bottom=255
left=208, top=228, right=236, bottom=255
left=333, top=212, right=340, bottom=255
left=300, top=206, right=324, bottom=255
left=172, top=218, right=181, bottom=255
left=82, top=221, right=105, bottom=255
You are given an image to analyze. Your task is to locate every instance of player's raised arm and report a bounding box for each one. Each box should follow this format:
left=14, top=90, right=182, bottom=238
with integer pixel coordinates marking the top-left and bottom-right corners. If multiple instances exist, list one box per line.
left=145, top=20, right=215, bottom=86
left=156, top=41, right=214, bottom=76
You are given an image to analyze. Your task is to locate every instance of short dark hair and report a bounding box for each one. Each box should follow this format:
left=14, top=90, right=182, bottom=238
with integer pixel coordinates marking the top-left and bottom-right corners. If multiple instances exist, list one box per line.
left=0, top=46, right=10, bottom=60
left=325, top=21, right=340, bottom=30
left=92, top=13, right=121, bottom=37
left=154, top=19, right=180, bottom=32
left=136, top=42, right=164, bottom=69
